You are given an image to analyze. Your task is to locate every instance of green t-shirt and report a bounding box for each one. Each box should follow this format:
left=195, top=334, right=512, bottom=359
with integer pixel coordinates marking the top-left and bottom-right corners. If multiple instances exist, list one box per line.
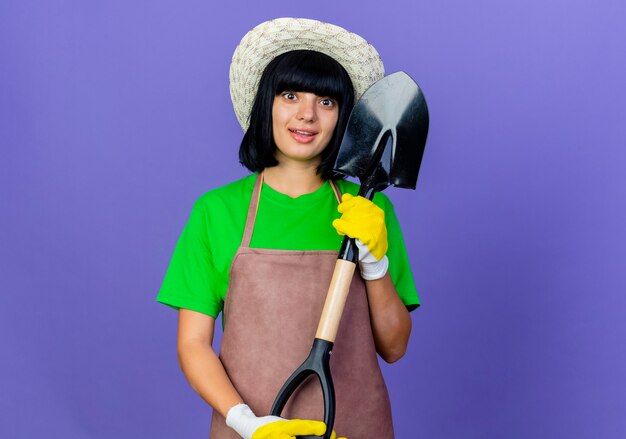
left=157, top=174, right=420, bottom=317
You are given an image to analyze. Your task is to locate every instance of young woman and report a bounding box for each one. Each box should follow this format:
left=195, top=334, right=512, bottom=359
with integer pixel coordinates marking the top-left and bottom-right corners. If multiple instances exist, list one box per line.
left=158, top=18, right=420, bottom=439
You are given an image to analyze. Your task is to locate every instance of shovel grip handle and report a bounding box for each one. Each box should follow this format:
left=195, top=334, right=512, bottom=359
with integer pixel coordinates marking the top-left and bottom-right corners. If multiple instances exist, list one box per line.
left=314, top=259, right=357, bottom=342
left=270, top=339, right=335, bottom=439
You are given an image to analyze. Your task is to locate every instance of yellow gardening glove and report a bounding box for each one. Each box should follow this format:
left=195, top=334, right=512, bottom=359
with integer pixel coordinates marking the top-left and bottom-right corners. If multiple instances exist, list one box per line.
left=333, top=193, right=388, bottom=260
left=226, top=403, right=347, bottom=439
left=333, top=194, right=389, bottom=280
left=253, top=419, right=346, bottom=439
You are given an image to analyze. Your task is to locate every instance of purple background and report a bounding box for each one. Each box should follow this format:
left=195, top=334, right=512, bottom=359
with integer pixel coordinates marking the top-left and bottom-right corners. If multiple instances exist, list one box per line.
left=1, top=0, right=625, bottom=437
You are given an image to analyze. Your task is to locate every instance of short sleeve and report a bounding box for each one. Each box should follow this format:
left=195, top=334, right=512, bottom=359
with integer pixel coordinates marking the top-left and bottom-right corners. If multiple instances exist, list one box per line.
left=157, top=200, right=224, bottom=318
left=376, top=193, right=421, bottom=311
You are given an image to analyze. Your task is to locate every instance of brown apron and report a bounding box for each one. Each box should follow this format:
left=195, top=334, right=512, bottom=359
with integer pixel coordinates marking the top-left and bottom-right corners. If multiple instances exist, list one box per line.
left=210, top=174, right=394, bottom=439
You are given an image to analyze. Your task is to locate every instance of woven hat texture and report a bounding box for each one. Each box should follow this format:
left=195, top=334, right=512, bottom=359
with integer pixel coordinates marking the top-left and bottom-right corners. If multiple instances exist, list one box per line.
left=230, top=17, right=385, bottom=131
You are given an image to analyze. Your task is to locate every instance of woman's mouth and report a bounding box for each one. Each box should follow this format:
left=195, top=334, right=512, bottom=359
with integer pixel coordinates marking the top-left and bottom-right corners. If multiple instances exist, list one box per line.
left=289, top=128, right=317, bottom=143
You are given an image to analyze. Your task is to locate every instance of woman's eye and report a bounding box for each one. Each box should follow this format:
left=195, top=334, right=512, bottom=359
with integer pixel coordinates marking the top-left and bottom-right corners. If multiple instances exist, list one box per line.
left=320, top=98, right=336, bottom=107
left=282, top=92, right=297, bottom=100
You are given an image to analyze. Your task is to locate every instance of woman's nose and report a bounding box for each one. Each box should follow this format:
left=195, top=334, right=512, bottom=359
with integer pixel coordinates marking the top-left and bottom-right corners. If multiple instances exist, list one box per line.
left=296, top=97, right=316, bottom=121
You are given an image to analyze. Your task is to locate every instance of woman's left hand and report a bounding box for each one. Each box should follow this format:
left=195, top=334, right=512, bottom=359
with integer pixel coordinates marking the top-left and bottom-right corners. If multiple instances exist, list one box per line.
left=332, top=194, right=389, bottom=280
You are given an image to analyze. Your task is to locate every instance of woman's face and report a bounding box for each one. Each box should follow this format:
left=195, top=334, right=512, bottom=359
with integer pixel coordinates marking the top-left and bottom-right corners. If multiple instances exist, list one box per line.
left=271, top=90, right=339, bottom=166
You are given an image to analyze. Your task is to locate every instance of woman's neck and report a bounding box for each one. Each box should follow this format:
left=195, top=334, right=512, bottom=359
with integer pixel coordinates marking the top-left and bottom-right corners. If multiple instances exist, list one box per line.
left=263, top=163, right=324, bottom=198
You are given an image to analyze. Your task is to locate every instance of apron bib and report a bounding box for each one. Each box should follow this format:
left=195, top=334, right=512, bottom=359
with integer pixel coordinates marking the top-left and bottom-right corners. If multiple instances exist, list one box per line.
left=210, top=174, right=394, bottom=439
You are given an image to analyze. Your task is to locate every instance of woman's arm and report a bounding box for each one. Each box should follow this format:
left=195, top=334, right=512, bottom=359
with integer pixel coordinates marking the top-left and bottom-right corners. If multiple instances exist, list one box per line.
left=177, top=308, right=243, bottom=417
left=365, top=273, right=412, bottom=363
left=332, top=193, right=414, bottom=363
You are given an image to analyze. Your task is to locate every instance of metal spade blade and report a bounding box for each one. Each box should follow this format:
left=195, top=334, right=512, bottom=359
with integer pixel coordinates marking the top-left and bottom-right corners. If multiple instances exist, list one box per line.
left=334, top=71, right=429, bottom=197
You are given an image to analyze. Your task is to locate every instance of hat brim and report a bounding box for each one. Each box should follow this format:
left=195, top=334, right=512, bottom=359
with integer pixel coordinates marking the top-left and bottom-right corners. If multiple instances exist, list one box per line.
left=229, top=17, right=385, bottom=131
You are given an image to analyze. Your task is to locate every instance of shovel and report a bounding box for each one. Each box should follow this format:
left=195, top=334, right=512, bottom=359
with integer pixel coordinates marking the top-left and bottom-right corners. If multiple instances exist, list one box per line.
left=269, top=71, right=429, bottom=439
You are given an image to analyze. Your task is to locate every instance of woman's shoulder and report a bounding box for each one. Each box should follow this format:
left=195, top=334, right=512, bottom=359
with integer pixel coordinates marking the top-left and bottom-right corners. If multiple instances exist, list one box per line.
left=194, top=174, right=257, bottom=209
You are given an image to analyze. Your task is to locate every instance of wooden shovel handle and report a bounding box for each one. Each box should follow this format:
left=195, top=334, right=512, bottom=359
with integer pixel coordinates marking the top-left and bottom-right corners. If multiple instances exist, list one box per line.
left=315, top=259, right=357, bottom=342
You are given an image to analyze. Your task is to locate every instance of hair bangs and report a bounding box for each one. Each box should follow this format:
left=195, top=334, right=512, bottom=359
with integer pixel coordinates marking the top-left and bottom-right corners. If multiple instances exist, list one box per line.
left=271, top=51, right=353, bottom=102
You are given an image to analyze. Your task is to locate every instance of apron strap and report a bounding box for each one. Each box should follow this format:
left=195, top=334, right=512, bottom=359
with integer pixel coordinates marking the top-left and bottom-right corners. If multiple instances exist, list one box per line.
left=329, top=179, right=342, bottom=204
left=241, top=172, right=264, bottom=247
left=241, top=172, right=343, bottom=247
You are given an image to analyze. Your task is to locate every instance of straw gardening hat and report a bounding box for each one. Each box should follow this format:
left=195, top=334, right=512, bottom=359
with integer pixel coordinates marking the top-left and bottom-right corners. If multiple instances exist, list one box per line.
left=229, top=17, right=385, bottom=131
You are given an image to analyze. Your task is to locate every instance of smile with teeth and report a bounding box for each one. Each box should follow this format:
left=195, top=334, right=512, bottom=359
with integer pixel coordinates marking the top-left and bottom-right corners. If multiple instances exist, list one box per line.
left=290, top=129, right=316, bottom=136
left=288, top=128, right=318, bottom=143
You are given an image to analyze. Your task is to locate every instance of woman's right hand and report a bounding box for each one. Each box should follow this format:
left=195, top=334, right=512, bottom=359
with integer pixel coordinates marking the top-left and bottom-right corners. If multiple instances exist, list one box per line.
left=226, top=403, right=346, bottom=439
